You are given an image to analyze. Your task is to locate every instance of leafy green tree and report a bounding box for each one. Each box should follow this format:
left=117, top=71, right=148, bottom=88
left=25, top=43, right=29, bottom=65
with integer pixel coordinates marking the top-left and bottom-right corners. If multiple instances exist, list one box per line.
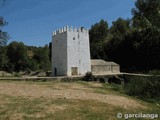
left=88, top=0, right=160, bottom=72
left=89, top=19, right=109, bottom=59
left=132, top=0, right=160, bottom=29
left=106, top=18, right=135, bottom=70
left=131, top=0, right=160, bottom=70
left=0, top=46, right=8, bottom=70
left=7, top=41, right=28, bottom=71
left=110, top=18, right=131, bottom=37
left=0, top=17, right=9, bottom=71
left=0, top=17, right=9, bottom=46
left=33, top=45, right=51, bottom=71
left=90, top=19, right=109, bottom=43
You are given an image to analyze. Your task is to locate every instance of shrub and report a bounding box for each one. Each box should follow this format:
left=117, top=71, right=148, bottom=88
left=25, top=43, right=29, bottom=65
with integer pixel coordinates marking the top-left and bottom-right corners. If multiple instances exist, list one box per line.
left=98, top=77, right=106, bottom=83
left=108, top=76, right=123, bottom=84
left=83, top=72, right=94, bottom=81
left=149, top=70, right=160, bottom=75
left=124, top=76, right=160, bottom=101
left=13, top=72, right=22, bottom=77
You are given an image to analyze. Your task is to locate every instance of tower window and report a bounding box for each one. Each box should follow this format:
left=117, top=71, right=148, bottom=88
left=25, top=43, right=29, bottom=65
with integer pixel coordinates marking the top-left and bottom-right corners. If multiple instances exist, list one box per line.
left=73, top=37, right=75, bottom=40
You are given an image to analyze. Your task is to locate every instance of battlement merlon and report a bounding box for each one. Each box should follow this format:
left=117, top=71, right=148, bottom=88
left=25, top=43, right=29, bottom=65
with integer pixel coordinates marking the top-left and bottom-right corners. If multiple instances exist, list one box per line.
left=52, top=26, right=89, bottom=36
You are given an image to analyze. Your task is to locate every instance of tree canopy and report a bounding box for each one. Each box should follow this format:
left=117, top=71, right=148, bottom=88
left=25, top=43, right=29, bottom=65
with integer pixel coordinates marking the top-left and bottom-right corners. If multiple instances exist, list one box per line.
left=0, top=17, right=9, bottom=46
left=89, top=0, right=160, bottom=72
left=132, top=0, right=160, bottom=29
left=1, top=0, right=160, bottom=73
left=89, top=19, right=109, bottom=59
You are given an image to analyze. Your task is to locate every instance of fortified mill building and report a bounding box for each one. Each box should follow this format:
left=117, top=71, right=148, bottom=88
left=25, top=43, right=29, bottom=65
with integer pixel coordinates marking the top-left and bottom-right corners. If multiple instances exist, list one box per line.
left=52, top=26, right=120, bottom=76
left=52, top=26, right=91, bottom=76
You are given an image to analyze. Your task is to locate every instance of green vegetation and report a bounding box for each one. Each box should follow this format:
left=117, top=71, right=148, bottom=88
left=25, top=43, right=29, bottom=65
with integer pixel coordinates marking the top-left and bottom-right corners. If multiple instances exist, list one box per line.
left=1, top=0, right=160, bottom=73
left=0, top=0, right=160, bottom=119
left=124, top=75, right=160, bottom=103
left=90, top=0, right=160, bottom=72
left=0, top=17, right=9, bottom=71
left=83, top=72, right=95, bottom=81
left=0, top=42, right=51, bottom=72
left=83, top=71, right=160, bottom=103
left=0, top=17, right=51, bottom=72
left=0, top=16, right=9, bottom=46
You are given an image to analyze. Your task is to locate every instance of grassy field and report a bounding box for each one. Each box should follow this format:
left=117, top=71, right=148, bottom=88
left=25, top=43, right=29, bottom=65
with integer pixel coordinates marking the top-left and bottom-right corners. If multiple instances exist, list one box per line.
left=0, top=80, right=160, bottom=120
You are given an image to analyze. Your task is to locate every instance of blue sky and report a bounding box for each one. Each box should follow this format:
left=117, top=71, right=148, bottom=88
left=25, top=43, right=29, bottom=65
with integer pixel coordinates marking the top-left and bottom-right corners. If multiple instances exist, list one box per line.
left=0, top=0, right=135, bottom=46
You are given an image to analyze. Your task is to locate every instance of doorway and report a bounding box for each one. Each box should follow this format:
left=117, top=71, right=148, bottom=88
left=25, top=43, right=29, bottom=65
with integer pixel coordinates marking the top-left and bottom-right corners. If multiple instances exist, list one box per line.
left=71, top=67, right=78, bottom=76
left=54, top=68, right=57, bottom=76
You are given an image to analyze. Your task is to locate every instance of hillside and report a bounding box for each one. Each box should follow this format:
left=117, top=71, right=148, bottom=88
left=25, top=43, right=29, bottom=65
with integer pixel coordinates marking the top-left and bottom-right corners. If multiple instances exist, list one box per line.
left=0, top=80, right=159, bottom=120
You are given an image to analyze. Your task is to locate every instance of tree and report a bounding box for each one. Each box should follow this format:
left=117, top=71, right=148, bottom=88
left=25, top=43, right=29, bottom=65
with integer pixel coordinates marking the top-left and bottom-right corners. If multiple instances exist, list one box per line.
left=0, top=17, right=9, bottom=46
left=33, top=45, right=51, bottom=71
left=0, top=46, right=8, bottom=70
left=89, top=19, right=109, bottom=59
left=90, top=19, right=109, bottom=43
left=7, top=41, right=28, bottom=71
left=132, top=0, right=160, bottom=29
left=106, top=18, right=135, bottom=70
left=131, top=0, right=160, bottom=70
left=110, top=18, right=131, bottom=37
left=0, top=16, right=9, bottom=70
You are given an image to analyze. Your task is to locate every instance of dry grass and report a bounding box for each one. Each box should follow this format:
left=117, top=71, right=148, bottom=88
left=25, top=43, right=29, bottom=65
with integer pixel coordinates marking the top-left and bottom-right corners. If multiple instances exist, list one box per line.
left=0, top=80, right=159, bottom=120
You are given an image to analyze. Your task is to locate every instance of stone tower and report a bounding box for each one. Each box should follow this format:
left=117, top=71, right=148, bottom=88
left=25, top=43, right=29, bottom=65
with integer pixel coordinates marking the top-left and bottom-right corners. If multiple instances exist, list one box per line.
left=52, top=26, right=91, bottom=76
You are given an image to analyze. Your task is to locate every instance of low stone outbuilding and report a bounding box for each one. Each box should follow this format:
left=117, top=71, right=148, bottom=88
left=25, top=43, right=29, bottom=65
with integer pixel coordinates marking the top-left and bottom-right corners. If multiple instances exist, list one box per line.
left=91, top=59, right=120, bottom=75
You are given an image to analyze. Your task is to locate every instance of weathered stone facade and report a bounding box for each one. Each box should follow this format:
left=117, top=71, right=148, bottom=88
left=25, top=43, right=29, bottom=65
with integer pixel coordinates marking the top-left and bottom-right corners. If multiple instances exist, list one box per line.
left=52, top=26, right=91, bottom=76
left=91, top=59, right=120, bottom=75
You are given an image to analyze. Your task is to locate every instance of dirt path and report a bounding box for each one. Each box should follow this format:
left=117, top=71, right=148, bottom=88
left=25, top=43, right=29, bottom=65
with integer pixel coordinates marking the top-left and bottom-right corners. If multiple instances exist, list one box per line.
left=0, top=81, right=145, bottom=110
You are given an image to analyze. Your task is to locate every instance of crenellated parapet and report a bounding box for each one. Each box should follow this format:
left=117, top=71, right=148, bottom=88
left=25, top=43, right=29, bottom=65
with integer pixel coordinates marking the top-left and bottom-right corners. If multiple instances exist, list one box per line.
left=52, top=26, right=89, bottom=36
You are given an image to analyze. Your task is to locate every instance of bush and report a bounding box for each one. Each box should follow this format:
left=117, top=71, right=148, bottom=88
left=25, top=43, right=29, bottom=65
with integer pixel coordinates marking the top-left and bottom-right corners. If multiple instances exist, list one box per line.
left=13, top=72, right=22, bottom=77
left=108, top=76, right=123, bottom=84
left=98, top=77, right=106, bottom=83
left=83, top=72, right=94, bottom=81
left=124, top=76, right=160, bottom=101
left=149, top=70, right=160, bottom=75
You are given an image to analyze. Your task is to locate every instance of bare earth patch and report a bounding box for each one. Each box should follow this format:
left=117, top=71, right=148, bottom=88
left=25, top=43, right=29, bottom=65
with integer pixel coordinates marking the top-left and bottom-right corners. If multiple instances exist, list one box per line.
left=0, top=81, right=145, bottom=110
